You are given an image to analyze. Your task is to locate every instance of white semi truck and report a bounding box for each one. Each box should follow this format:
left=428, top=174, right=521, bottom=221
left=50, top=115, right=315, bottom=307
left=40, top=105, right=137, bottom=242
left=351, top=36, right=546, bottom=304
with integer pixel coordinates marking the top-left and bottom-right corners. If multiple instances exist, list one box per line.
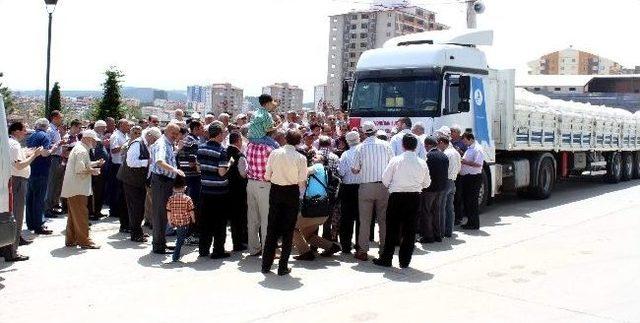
left=346, top=29, right=640, bottom=206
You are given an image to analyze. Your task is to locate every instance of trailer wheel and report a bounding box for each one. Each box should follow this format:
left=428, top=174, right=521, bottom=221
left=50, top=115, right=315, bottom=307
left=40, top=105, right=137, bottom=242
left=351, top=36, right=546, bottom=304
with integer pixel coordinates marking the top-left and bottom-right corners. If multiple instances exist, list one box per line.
left=478, top=168, right=489, bottom=211
left=530, top=156, right=555, bottom=200
left=605, top=152, right=622, bottom=184
left=621, top=152, right=633, bottom=181
left=633, top=151, right=640, bottom=179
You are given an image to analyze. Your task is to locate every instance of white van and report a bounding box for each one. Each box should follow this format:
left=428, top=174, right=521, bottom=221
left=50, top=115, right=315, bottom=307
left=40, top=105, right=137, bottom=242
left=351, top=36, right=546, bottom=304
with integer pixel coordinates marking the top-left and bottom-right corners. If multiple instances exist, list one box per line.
left=0, top=95, right=16, bottom=247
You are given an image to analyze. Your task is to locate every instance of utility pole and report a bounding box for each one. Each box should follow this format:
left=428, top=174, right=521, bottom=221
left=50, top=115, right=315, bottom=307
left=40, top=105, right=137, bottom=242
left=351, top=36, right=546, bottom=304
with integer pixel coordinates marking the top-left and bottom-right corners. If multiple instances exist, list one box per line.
left=466, top=0, right=477, bottom=29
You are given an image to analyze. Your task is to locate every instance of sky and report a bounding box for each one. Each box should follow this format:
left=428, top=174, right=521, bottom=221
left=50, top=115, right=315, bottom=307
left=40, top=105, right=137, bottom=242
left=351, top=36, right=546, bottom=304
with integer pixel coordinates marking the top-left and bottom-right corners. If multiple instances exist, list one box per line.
left=0, top=0, right=639, bottom=101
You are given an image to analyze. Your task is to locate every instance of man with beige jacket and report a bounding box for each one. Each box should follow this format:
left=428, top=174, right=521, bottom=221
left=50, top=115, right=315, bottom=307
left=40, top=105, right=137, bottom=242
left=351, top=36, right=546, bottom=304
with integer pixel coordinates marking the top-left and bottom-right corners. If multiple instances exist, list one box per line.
left=61, top=130, right=105, bottom=249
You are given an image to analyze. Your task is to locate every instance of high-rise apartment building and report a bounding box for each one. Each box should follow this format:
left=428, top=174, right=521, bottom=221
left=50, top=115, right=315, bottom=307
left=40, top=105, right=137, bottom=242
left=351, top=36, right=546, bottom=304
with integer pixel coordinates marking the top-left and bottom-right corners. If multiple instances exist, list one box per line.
left=262, top=83, right=304, bottom=113
left=326, top=4, right=448, bottom=107
left=203, top=83, right=244, bottom=117
left=527, top=47, right=623, bottom=75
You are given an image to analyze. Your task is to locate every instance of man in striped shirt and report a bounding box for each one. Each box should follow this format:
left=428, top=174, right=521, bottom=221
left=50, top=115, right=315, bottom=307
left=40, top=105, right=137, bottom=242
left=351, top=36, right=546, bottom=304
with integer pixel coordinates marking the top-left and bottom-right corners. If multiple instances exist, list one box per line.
left=197, top=121, right=231, bottom=258
left=351, top=121, right=394, bottom=261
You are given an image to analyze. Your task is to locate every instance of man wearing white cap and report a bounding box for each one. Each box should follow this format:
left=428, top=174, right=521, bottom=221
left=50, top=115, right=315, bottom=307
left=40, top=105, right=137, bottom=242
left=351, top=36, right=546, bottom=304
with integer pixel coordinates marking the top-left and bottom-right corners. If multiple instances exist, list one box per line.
left=337, top=131, right=361, bottom=253
left=351, top=121, right=393, bottom=261
left=89, top=120, right=109, bottom=220
left=61, top=130, right=105, bottom=249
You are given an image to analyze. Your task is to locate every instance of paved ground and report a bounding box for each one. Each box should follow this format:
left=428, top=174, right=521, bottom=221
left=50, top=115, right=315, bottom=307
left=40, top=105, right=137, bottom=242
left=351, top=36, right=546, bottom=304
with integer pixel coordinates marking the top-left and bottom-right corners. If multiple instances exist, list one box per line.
left=1, top=179, right=639, bottom=323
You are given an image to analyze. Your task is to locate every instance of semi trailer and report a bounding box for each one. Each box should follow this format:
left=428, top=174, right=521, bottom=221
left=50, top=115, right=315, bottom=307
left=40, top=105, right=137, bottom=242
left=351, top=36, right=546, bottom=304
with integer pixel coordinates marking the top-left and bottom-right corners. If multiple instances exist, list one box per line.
left=345, top=29, right=640, bottom=206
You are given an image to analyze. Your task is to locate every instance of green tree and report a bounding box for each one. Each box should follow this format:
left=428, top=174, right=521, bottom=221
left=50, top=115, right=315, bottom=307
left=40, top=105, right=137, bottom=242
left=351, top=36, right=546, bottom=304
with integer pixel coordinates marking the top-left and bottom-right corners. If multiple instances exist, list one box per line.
left=0, top=72, right=15, bottom=115
left=47, top=81, right=62, bottom=118
left=96, top=67, right=125, bottom=120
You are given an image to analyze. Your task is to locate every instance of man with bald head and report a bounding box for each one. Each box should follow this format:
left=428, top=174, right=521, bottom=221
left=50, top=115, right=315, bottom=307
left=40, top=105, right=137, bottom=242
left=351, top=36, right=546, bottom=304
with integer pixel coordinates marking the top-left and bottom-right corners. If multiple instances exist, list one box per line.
left=108, top=118, right=131, bottom=232
left=149, top=123, right=185, bottom=254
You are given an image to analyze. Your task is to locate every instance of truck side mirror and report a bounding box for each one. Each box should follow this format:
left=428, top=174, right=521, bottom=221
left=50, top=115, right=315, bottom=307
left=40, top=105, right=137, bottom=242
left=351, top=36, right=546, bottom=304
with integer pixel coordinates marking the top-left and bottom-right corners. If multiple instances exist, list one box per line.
left=458, top=101, right=470, bottom=112
left=459, top=75, right=471, bottom=100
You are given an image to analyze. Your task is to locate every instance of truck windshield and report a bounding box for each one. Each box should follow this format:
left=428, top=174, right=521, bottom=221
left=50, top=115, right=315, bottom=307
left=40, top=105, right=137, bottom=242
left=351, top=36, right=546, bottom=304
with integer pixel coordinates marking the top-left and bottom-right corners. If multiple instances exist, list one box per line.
left=351, top=76, right=440, bottom=117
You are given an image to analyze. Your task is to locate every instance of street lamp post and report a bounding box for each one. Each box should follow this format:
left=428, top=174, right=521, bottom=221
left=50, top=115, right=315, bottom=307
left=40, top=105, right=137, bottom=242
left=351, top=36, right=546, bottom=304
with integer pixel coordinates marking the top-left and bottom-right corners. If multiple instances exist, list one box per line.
left=44, top=0, right=58, bottom=116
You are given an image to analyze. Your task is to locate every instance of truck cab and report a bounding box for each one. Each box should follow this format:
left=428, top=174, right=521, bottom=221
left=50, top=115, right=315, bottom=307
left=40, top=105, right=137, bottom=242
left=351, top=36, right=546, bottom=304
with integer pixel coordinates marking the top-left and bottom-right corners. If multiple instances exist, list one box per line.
left=347, top=29, right=497, bottom=205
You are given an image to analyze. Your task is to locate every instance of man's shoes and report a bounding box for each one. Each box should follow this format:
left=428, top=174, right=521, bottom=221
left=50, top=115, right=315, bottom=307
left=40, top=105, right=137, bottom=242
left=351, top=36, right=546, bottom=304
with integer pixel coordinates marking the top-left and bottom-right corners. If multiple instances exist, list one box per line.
left=44, top=213, right=59, bottom=219
left=418, top=237, right=434, bottom=244
left=19, top=238, right=33, bottom=246
left=435, top=237, right=442, bottom=242
left=461, top=225, right=479, bottom=230
left=294, top=251, right=315, bottom=261
left=444, top=234, right=452, bottom=238
left=399, top=262, right=410, bottom=269
left=261, top=268, right=272, bottom=274
left=80, top=244, right=101, bottom=250
left=249, top=251, right=262, bottom=257
left=89, top=215, right=103, bottom=221
left=210, top=252, right=231, bottom=259
left=65, top=243, right=77, bottom=247
left=198, top=253, right=210, bottom=258
left=34, top=227, right=53, bottom=235
left=320, top=243, right=341, bottom=257
left=5, top=255, right=29, bottom=262
left=152, top=249, right=171, bottom=255
left=131, top=237, right=148, bottom=243
left=372, top=258, right=392, bottom=267
left=354, top=250, right=368, bottom=261
left=277, top=267, right=291, bottom=276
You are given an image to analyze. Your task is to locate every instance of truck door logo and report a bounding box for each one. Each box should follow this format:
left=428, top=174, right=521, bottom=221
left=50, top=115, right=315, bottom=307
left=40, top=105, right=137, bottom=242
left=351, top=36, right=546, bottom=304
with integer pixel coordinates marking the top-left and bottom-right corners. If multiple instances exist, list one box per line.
left=474, top=88, right=484, bottom=106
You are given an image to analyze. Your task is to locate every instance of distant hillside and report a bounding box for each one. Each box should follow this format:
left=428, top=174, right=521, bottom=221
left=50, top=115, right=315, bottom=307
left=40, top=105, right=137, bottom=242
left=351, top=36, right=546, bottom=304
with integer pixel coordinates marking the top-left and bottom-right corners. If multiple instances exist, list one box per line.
left=15, top=87, right=187, bottom=103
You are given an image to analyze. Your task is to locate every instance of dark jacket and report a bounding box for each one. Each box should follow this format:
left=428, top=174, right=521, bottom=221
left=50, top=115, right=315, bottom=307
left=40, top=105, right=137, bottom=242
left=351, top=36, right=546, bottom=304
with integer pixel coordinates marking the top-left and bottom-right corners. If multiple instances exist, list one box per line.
left=117, top=139, right=150, bottom=188
left=425, top=148, right=449, bottom=192
left=226, top=145, right=247, bottom=193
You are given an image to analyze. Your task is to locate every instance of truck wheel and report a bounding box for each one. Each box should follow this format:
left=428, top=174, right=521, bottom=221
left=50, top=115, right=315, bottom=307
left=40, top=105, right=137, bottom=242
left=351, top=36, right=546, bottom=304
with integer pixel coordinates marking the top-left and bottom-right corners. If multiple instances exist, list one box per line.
left=633, top=151, right=640, bottom=179
left=478, top=169, right=489, bottom=211
left=605, top=152, right=622, bottom=184
left=621, top=152, right=633, bottom=181
left=530, top=156, right=555, bottom=200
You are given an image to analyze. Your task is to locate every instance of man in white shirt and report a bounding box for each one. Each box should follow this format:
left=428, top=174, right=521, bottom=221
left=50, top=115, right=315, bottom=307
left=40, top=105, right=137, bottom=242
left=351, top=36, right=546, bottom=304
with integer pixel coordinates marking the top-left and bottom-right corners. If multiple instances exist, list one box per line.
left=459, top=132, right=485, bottom=230
left=337, top=131, right=361, bottom=253
left=438, top=136, right=461, bottom=238
left=1, top=122, right=42, bottom=262
left=373, top=133, right=430, bottom=268
left=351, top=121, right=393, bottom=261
left=390, top=117, right=426, bottom=159
left=108, top=119, right=130, bottom=232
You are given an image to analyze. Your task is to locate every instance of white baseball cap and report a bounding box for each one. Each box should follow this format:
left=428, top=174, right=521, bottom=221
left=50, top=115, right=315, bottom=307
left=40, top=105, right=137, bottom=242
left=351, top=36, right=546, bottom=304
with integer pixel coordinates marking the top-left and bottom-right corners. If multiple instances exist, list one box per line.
left=81, top=129, right=99, bottom=141
left=94, top=120, right=107, bottom=128
left=361, top=121, right=376, bottom=134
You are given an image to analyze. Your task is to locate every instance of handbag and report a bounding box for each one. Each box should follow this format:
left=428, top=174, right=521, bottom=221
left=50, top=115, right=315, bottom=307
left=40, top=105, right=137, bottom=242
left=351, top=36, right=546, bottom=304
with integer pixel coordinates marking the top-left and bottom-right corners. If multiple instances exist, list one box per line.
left=301, top=172, right=330, bottom=218
left=0, top=212, right=17, bottom=248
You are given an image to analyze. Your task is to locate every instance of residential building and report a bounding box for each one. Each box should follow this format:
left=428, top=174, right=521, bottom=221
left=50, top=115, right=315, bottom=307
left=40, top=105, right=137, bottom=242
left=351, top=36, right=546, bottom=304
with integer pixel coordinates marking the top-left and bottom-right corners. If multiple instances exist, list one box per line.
left=203, top=83, right=244, bottom=117
left=314, top=84, right=328, bottom=111
left=326, top=4, right=448, bottom=107
left=262, top=83, right=304, bottom=113
left=527, top=47, right=624, bottom=75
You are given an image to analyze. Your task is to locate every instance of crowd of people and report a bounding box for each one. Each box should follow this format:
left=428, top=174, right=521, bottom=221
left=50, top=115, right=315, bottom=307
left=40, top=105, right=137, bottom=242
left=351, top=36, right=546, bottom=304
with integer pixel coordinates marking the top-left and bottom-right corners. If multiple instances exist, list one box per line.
left=1, top=94, right=485, bottom=276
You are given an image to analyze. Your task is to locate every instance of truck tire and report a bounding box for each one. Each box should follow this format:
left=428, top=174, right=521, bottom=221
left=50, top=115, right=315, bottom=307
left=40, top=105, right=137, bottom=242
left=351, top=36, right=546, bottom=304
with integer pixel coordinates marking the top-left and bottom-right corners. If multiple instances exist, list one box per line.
left=633, top=151, right=640, bottom=180
left=478, top=168, right=490, bottom=211
left=621, top=152, right=633, bottom=181
left=605, top=152, right=622, bottom=184
left=530, top=156, right=555, bottom=200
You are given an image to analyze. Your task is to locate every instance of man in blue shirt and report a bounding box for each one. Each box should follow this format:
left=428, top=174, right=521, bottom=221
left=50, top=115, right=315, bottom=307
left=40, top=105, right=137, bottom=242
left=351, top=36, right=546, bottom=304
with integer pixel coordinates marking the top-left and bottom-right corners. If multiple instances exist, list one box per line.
left=197, top=121, right=231, bottom=259
left=26, top=118, right=57, bottom=234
